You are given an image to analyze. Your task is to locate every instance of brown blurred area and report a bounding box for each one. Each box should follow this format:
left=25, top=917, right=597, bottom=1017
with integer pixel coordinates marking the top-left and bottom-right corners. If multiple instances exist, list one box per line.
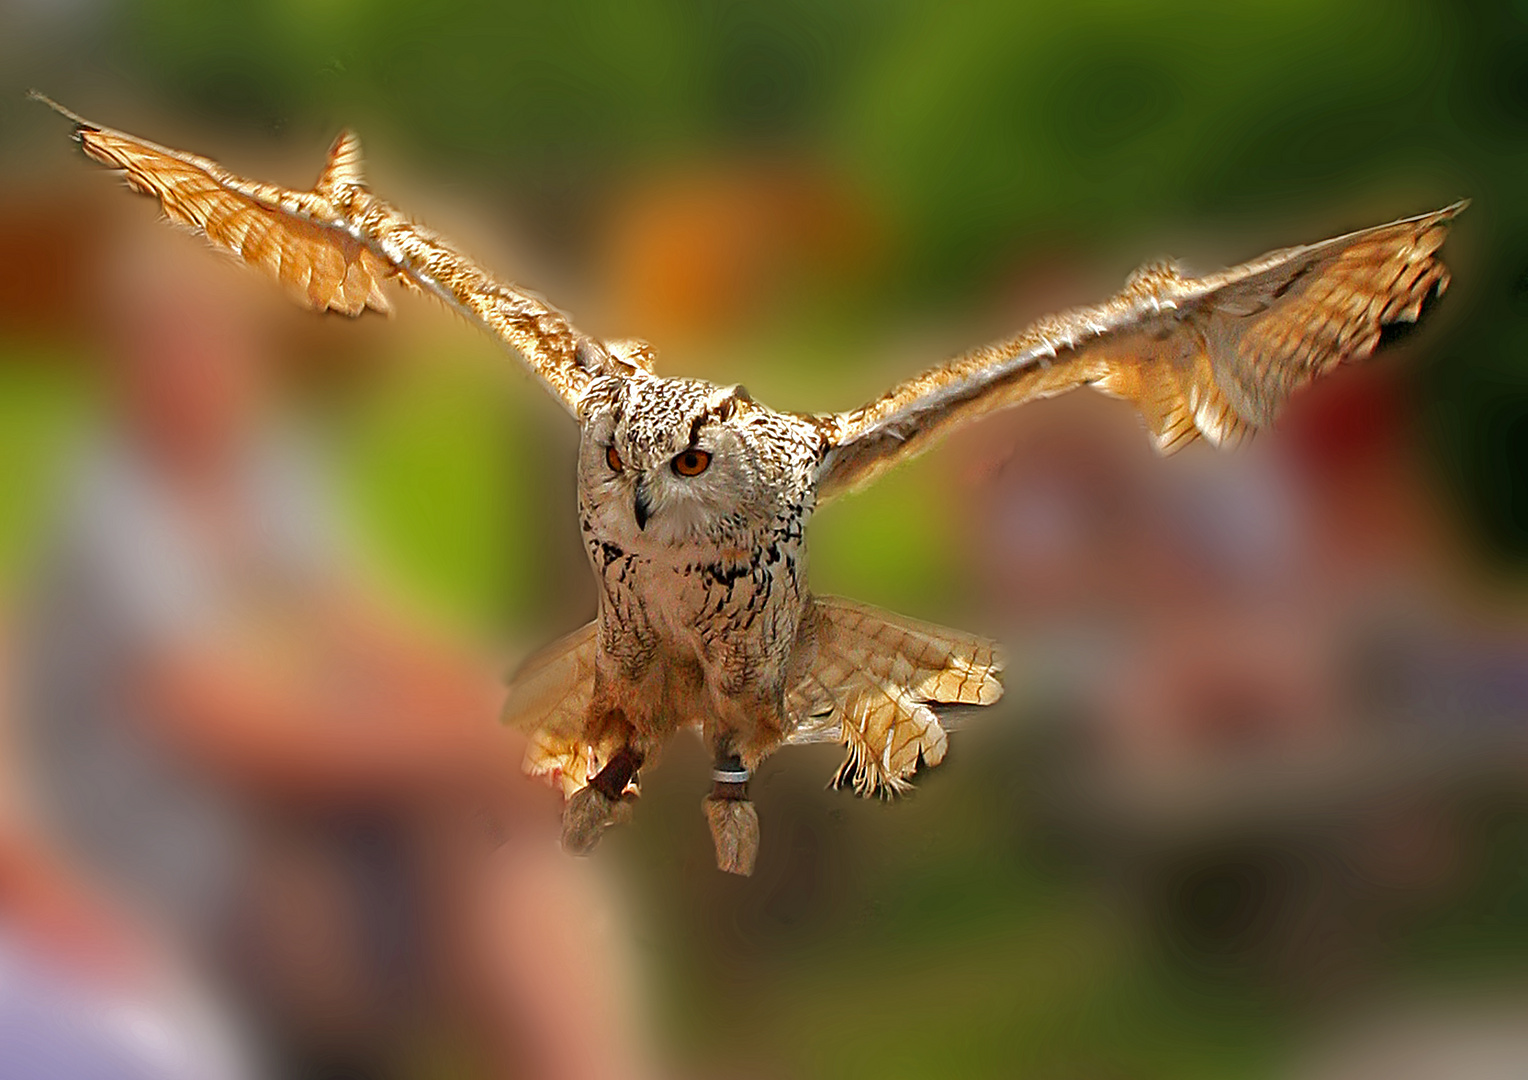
left=0, top=190, right=100, bottom=338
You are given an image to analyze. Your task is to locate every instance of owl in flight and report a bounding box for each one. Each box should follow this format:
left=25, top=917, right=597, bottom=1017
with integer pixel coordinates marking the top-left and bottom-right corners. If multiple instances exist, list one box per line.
left=37, top=93, right=1462, bottom=874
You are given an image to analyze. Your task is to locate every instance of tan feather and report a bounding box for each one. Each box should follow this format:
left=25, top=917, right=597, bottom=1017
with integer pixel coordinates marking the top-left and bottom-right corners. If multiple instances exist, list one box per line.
left=30, top=92, right=638, bottom=413
left=812, top=202, right=1464, bottom=500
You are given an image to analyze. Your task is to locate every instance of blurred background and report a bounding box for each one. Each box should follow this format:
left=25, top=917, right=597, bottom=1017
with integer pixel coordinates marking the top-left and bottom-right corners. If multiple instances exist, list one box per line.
left=0, top=1, right=1526, bottom=1077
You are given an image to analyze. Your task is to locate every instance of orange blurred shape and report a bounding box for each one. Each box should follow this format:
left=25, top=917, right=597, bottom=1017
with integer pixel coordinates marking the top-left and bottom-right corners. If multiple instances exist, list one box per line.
left=600, top=159, right=883, bottom=345
left=0, top=191, right=104, bottom=338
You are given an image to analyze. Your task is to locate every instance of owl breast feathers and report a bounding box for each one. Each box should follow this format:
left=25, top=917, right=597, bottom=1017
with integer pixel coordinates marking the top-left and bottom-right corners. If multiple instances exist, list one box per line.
left=39, top=92, right=1463, bottom=873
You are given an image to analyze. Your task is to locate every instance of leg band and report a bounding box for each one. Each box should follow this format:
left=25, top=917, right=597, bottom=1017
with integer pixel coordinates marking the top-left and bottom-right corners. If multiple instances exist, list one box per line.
left=710, top=753, right=750, bottom=801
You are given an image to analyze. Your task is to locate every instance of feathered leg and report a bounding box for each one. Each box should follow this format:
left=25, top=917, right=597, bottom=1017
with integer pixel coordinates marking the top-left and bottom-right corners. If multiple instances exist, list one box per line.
left=562, top=745, right=643, bottom=855
left=702, top=751, right=759, bottom=876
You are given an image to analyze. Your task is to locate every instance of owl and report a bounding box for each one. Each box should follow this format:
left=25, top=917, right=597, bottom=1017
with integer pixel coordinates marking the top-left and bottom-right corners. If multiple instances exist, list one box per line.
left=38, top=93, right=1462, bottom=874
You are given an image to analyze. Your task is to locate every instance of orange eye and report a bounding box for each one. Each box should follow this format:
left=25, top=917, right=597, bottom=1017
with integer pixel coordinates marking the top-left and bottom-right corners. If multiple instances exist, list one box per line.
left=672, top=448, right=711, bottom=477
left=606, top=445, right=623, bottom=472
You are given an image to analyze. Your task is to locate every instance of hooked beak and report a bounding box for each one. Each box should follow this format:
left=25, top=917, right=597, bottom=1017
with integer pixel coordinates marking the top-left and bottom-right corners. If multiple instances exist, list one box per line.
left=634, top=480, right=651, bottom=530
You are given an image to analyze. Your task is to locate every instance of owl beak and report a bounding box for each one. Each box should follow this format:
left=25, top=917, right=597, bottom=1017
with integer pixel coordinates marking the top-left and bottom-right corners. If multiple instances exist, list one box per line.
left=634, top=481, right=652, bottom=530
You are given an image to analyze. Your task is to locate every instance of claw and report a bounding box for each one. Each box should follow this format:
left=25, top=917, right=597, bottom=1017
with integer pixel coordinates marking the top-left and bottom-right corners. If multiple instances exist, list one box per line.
left=561, top=784, right=633, bottom=854
left=560, top=746, right=643, bottom=855
left=700, top=750, right=759, bottom=874
left=702, top=796, right=759, bottom=876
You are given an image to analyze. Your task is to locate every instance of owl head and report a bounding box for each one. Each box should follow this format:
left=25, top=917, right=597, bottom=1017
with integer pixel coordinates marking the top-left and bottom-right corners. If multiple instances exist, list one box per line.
left=579, top=377, right=772, bottom=550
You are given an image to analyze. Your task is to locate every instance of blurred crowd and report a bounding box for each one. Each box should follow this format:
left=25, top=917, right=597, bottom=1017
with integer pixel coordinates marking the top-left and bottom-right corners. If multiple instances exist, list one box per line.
left=0, top=222, right=656, bottom=1080
left=0, top=180, right=1520, bottom=1080
left=964, top=358, right=1528, bottom=1000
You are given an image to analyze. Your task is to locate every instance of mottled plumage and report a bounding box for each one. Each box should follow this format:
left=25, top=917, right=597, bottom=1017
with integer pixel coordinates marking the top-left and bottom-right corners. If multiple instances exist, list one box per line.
left=38, top=92, right=1463, bottom=873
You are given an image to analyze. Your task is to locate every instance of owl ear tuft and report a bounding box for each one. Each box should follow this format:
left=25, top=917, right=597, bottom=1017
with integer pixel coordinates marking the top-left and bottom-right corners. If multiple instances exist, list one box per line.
left=715, top=385, right=752, bottom=423
left=314, top=130, right=366, bottom=196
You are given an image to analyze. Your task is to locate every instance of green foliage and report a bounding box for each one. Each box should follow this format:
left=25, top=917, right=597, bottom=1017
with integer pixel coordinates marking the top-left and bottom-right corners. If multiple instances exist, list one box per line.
left=0, top=353, right=96, bottom=602
left=330, top=343, right=573, bottom=632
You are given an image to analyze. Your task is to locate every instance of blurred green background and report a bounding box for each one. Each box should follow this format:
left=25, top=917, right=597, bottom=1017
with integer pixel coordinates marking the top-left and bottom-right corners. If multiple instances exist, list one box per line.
left=2, top=2, right=1527, bottom=1077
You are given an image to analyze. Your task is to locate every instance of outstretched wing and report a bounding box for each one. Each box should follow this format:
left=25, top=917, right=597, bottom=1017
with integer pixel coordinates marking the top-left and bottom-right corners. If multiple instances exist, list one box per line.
left=33, top=92, right=640, bottom=414
left=812, top=202, right=1464, bottom=501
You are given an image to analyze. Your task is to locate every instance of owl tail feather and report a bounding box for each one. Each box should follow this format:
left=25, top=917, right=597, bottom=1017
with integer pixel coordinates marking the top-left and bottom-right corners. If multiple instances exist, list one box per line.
left=785, top=597, right=1005, bottom=796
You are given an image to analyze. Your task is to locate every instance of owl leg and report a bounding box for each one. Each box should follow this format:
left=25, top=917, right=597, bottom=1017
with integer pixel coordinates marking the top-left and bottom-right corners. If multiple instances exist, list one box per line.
left=562, top=745, right=644, bottom=855
left=702, top=750, right=759, bottom=876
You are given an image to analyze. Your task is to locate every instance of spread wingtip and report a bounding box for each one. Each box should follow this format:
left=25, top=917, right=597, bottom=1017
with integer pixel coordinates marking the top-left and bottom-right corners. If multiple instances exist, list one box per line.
left=27, top=90, right=93, bottom=130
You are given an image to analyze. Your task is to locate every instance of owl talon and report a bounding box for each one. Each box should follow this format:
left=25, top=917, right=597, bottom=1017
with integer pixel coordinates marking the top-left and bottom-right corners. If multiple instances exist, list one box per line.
left=561, top=747, right=643, bottom=855
left=702, top=796, right=759, bottom=876
left=561, top=785, right=634, bottom=854
left=704, top=753, right=758, bottom=875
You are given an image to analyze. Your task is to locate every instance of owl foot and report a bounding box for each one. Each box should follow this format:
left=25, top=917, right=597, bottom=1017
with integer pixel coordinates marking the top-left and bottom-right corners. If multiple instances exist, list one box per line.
left=702, top=796, right=759, bottom=876
left=561, top=747, right=643, bottom=855
left=703, top=755, right=758, bottom=875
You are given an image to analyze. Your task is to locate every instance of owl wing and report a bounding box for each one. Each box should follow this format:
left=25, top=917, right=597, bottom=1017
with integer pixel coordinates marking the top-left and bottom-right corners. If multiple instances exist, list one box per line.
left=785, top=597, right=1003, bottom=795
left=811, top=201, right=1464, bottom=502
left=502, top=621, right=610, bottom=799
left=33, top=92, right=644, bottom=415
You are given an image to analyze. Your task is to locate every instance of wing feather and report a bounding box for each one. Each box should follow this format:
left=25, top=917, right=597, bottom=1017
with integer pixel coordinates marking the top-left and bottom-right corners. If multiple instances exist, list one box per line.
left=784, top=597, right=1004, bottom=795
left=501, top=622, right=609, bottom=798
left=812, top=202, right=1464, bottom=501
left=33, top=92, right=630, bottom=414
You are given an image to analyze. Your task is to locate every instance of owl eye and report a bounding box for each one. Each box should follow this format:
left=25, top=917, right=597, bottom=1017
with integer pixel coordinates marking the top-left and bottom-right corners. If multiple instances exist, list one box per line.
left=606, top=445, right=623, bottom=472
left=671, top=448, right=711, bottom=477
